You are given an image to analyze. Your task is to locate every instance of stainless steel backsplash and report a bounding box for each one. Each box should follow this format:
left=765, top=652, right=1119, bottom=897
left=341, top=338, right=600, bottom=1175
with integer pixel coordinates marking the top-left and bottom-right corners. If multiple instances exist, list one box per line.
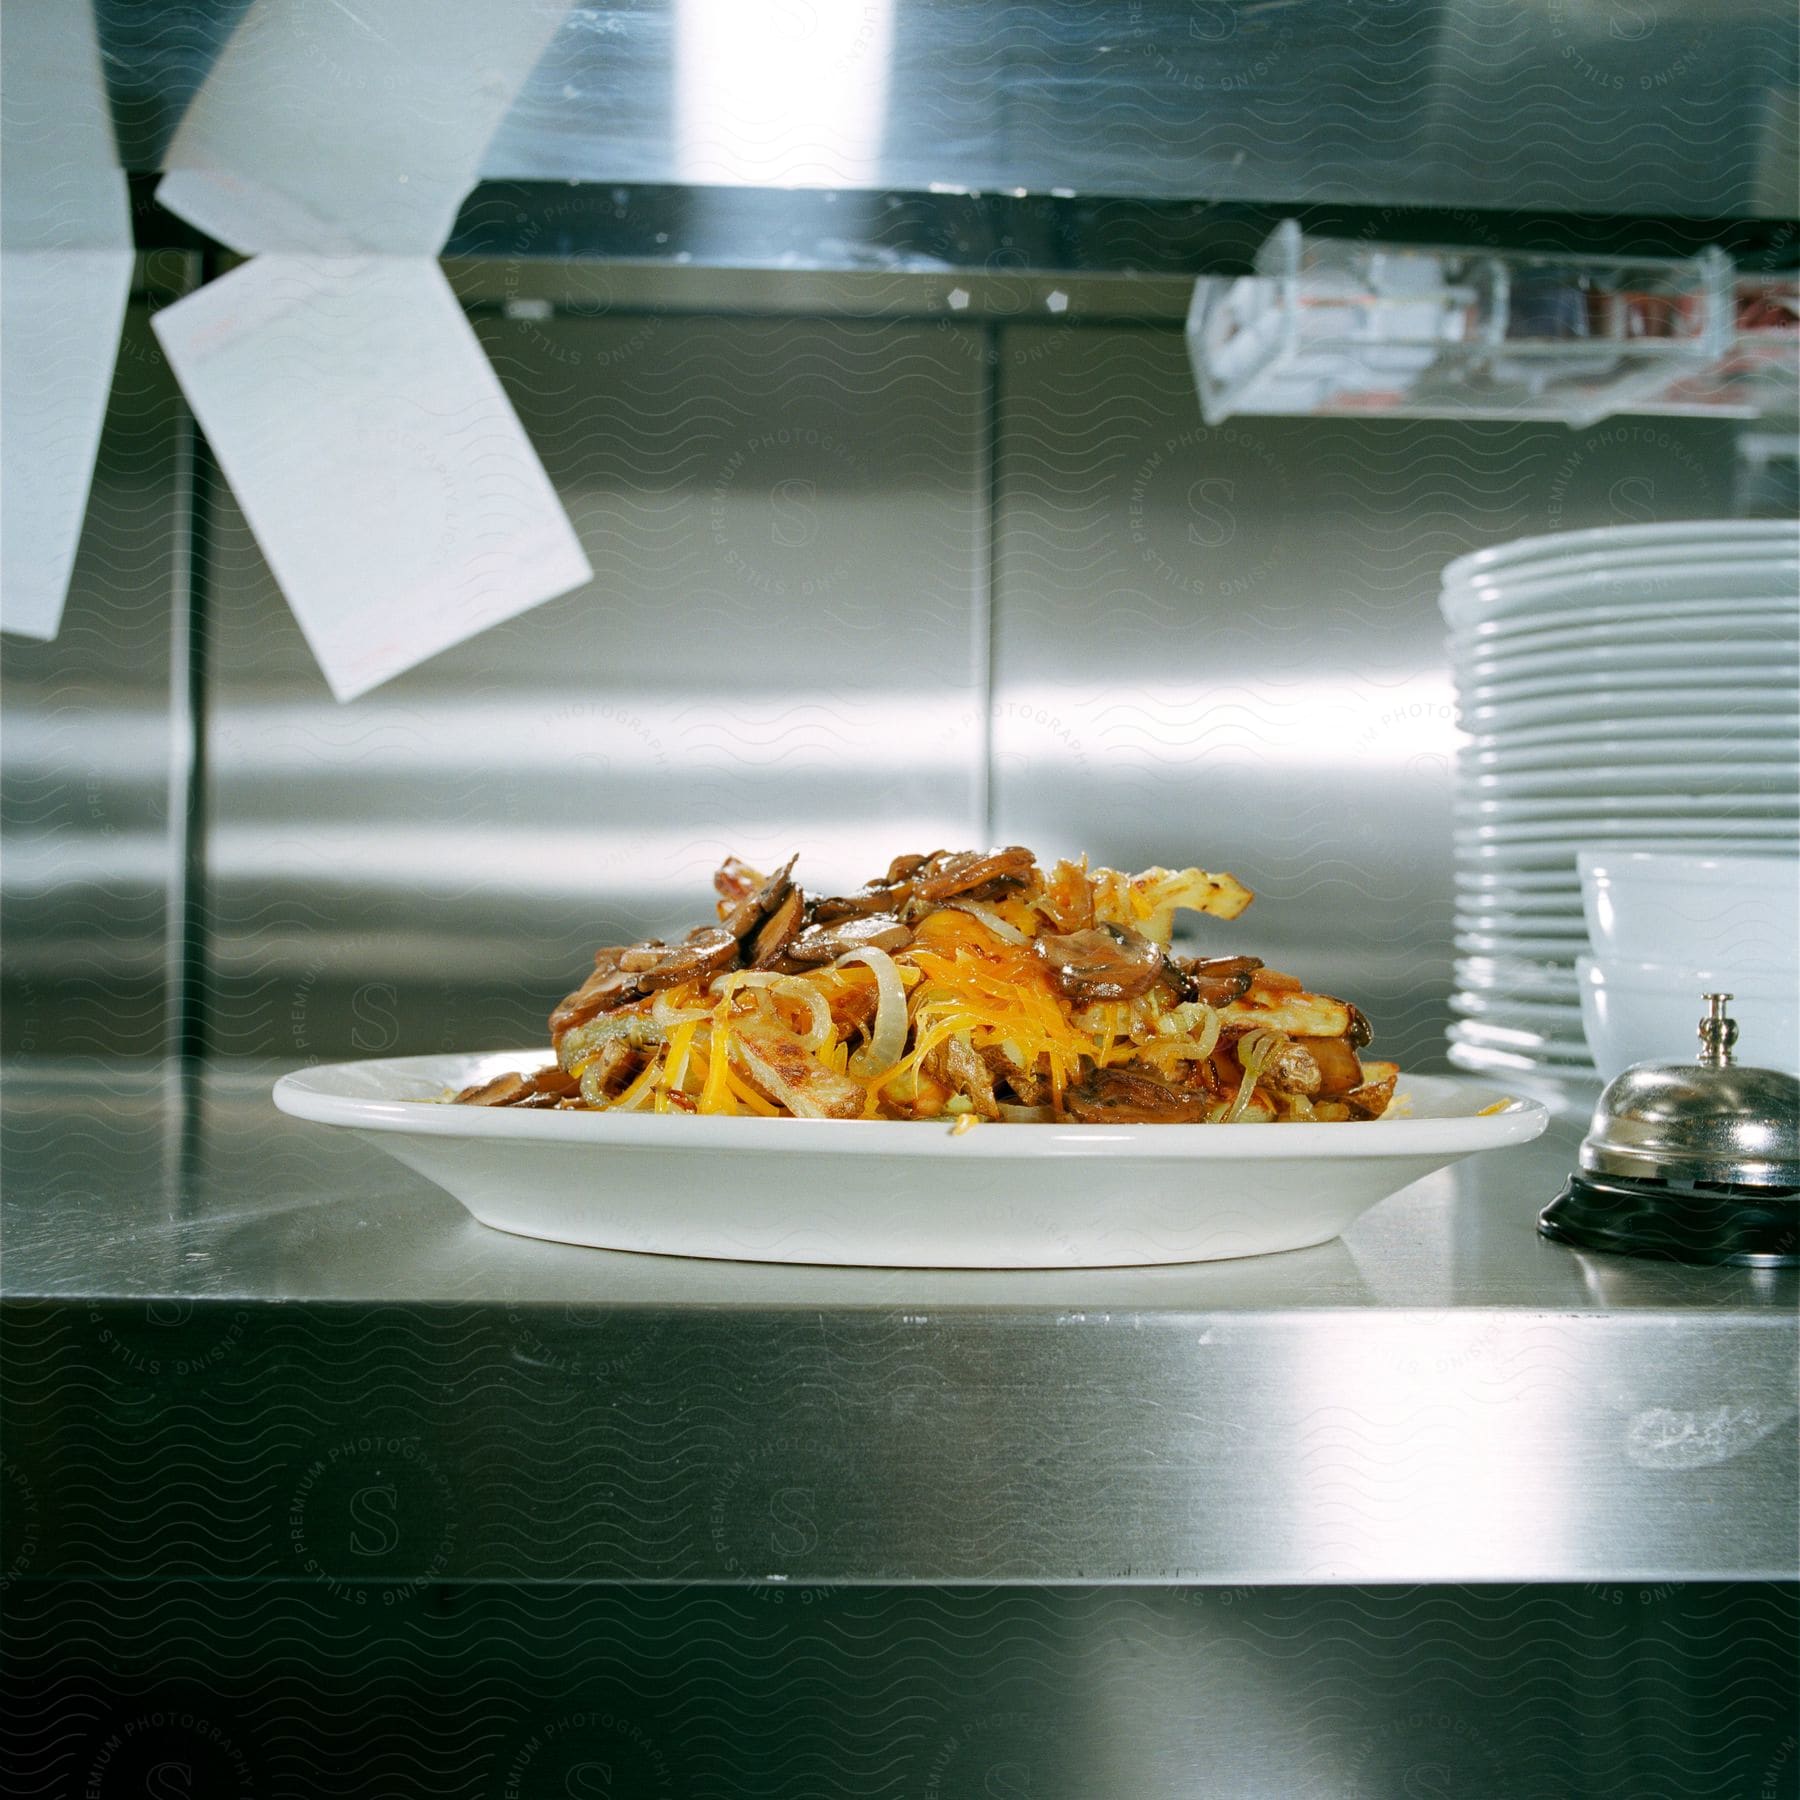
left=1, top=304, right=184, bottom=1062
left=2, top=294, right=1745, bottom=1071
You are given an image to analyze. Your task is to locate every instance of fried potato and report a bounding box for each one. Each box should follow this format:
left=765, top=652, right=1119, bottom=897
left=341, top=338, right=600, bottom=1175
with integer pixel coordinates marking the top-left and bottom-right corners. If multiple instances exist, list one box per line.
left=733, top=1015, right=864, bottom=1119
left=1344, top=1066, right=1398, bottom=1120
left=1089, top=864, right=1255, bottom=943
left=1218, top=990, right=1353, bottom=1039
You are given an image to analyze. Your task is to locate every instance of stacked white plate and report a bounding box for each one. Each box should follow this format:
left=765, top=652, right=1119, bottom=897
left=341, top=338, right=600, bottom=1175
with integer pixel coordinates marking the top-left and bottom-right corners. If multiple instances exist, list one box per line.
left=1440, top=521, right=1800, bottom=1107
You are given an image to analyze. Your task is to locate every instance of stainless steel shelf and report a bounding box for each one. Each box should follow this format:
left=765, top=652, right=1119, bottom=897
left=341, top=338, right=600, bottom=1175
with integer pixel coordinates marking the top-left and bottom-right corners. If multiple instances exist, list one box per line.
left=4, top=1058, right=1794, bottom=1586
left=95, top=1, right=1799, bottom=219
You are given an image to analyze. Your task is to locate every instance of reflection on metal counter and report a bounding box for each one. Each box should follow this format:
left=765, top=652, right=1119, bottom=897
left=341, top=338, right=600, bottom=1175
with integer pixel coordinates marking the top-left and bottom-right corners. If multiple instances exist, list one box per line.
left=5, top=1060, right=1794, bottom=1586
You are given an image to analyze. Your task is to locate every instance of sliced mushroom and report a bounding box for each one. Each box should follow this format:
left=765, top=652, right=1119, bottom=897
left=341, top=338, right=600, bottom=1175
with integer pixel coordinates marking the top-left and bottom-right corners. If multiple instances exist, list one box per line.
left=810, top=881, right=913, bottom=923
left=723, top=853, right=799, bottom=941
left=749, top=885, right=807, bottom=968
left=1177, top=954, right=1264, bottom=1008
left=911, top=846, right=1038, bottom=904
left=455, top=1071, right=530, bottom=1107
left=548, top=951, right=642, bottom=1043
left=1345, top=1003, right=1374, bottom=1050
left=1034, top=922, right=1166, bottom=1005
left=1062, top=1066, right=1211, bottom=1124
left=617, top=939, right=670, bottom=972
left=783, top=912, right=913, bottom=966
left=1247, top=968, right=1304, bottom=999
left=637, top=924, right=742, bottom=991
left=454, top=1065, right=581, bottom=1107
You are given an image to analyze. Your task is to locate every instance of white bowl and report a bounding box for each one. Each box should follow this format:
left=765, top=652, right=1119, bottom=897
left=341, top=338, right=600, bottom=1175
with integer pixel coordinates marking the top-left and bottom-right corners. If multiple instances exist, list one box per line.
left=1577, top=955, right=1800, bottom=1082
left=1578, top=850, right=1800, bottom=968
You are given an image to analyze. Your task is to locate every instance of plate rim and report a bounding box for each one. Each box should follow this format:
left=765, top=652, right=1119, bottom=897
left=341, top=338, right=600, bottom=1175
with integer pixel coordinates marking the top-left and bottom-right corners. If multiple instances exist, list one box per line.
left=273, top=1054, right=1549, bottom=1161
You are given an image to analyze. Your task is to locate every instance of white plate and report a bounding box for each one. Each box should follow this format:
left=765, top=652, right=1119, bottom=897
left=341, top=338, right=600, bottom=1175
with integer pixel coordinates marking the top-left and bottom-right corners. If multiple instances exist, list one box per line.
left=1463, top=742, right=1800, bottom=777
left=1454, top=901, right=1582, bottom=923
left=1448, top=1012, right=1592, bottom=1050
left=1461, top=637, right=1800, bottom=684
left=1455, top=922, right=1585, bottom=944
left=1441, top=560, right=1800, bottom=631
left=1450, top=597, right=1800, bottom=651
left=1444, top=552, right=1798, bottom=606
left=1454, top=795, right=1799, bottom=824
left=1445, top=1044, right=1603, bottom=1114
left=1456, top=992, right=1581, bottom=1018
left=1462, top=690, right=1798, bottom=732
left=1455, top=932, right=1586, bottom=959
left=271, top=1052, right=1548, bottom=1269
left=1458, top=642, right=1800, bottom=685
left=1450, top=611, right=1798, bottom=661
left=1454, top=917, right=1590, bottom=946
left=1457, top=779, right=1798, bottom=804
left=1455, top=867, right=1584, bottom=890
left=1455, top=945, right=1585, bottom=966
left=1447, top=554, right=1798, bottom=603
left=1454, top=821, right=1799, bottom=851
left=1444, top=521, right=1797, bottom=580
left=1453, top=894, right=1584, bottom=919
left=1451, top=990, right=1585, bottom=1026
left=1455, top=972, right=1580, bottom=1007
left=1463, top=713, right=1799, bottom=752
left=1464, top=773, right=1800, bottom=805
left=1466, top=737, right=1800, bottom=769
left=1459, top=665, right=1796, bottom=708
left=1458, top=829, right=1798, bottom=872
left=1450, top=541, right=1795, bottom=582
left=1455, top=867, right=1585, bottom=887
left=1454, top=896, right=1587, bottom=918
left=1460, top=820, right=1799, bottom=843
left=1457, top=941, right=1576, bottom=964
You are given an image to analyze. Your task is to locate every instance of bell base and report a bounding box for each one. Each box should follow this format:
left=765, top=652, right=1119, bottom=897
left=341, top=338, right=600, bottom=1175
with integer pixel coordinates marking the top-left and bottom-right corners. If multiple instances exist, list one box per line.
left=1539, top=1170, right=1800, bottom=1268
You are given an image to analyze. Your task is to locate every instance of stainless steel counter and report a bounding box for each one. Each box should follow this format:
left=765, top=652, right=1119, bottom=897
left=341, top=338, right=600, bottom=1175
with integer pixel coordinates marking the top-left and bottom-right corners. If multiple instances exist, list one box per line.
left=4, top=1059, right=1795, bottom=1586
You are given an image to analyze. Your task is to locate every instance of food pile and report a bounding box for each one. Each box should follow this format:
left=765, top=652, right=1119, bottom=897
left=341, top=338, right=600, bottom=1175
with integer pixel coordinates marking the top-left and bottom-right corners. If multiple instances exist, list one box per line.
left=454, top=848, right=1397, bottom=1124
